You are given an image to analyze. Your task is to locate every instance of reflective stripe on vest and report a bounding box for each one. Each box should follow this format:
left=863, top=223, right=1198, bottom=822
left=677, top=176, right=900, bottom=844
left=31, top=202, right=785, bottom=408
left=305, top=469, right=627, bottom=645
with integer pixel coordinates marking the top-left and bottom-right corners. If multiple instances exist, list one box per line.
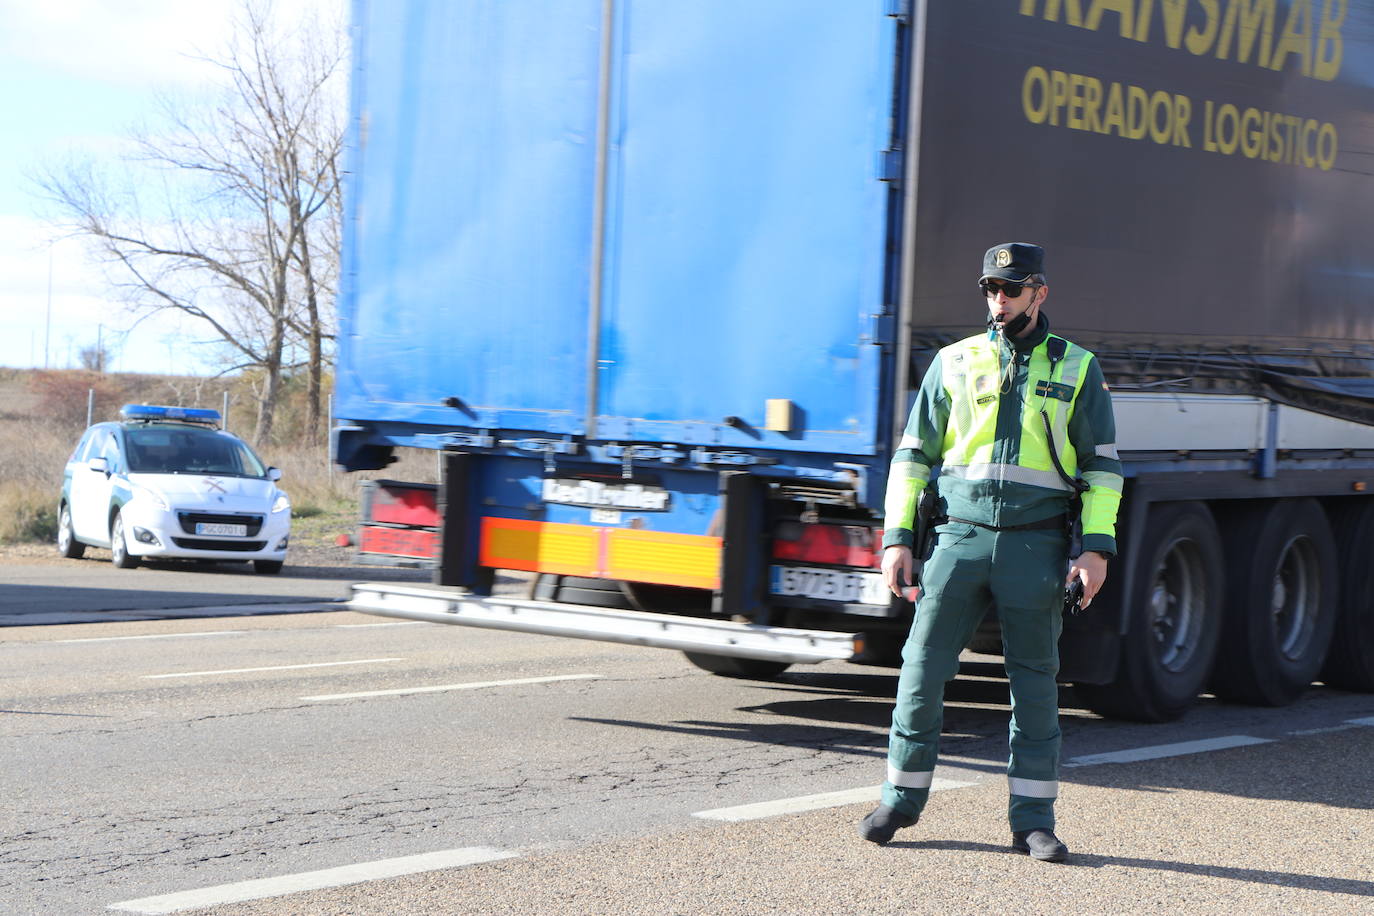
left=939, top=335, right=1090, bottom=487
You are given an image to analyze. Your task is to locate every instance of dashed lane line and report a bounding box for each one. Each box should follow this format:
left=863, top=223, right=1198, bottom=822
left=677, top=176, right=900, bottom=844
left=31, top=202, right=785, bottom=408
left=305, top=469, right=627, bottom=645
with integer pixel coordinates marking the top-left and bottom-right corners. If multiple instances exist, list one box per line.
left=53, top=630, right=248, bottom=644
left=1064, top=735, right=1273, bottom=768
left=693, top=778, right=973, bottom=822
left=1349, top=716, right=1374, bottom=727
left=107, top=847, right=517, bottom=914
left=301, top=673, right=603, bottom=701
left=331, top=621, right=430, bottom=628
left=142, top=658, right=405, bottom=679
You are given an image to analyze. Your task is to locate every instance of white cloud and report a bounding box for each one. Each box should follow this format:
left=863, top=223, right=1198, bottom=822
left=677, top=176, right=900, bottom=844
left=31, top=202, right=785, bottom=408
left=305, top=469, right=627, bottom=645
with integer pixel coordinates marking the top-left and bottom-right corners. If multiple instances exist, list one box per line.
left=0, top=0, right=342, bottom=88
left=0, top=0, right=238, bottom=87
left=0, top=214, right=218, bottom=374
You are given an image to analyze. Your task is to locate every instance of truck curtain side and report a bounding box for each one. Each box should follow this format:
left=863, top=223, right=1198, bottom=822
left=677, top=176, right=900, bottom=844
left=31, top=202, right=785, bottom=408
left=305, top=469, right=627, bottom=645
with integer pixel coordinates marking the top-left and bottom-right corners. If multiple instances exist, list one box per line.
left=334, top=0, right=1374, bottom=721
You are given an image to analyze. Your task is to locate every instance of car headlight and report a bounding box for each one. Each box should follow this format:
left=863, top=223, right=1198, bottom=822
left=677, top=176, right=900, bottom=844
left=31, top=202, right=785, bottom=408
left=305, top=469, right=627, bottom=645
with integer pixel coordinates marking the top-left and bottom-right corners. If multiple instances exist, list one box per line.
left=131, top=483, right=170, bottom=512
left=272, top=492, right=291, bottom=514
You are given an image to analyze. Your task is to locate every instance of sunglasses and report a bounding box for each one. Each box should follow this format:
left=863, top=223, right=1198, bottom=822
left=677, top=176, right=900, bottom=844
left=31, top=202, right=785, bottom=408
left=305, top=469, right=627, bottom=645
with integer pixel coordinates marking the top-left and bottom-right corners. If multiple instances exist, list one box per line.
left=980, top=279, right=1039, bottom=298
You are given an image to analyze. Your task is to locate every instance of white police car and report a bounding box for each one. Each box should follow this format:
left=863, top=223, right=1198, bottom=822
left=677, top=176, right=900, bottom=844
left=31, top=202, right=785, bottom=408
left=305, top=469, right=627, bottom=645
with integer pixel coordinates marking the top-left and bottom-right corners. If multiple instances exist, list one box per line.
left=58, top=404, right=291, bottom=573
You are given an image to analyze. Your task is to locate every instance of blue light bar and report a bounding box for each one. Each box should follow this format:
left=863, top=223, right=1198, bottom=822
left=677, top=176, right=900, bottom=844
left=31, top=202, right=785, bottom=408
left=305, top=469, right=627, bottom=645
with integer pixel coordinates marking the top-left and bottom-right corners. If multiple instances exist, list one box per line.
left=119, top=404, right=223, bottom=426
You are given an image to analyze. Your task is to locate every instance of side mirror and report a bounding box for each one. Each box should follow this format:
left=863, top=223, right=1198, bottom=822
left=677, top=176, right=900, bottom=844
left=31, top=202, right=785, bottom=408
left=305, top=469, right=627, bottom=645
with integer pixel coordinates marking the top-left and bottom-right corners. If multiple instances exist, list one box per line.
left=268, top=467, right=282, bottom=481
left=87, top=457, right=109, bottom=474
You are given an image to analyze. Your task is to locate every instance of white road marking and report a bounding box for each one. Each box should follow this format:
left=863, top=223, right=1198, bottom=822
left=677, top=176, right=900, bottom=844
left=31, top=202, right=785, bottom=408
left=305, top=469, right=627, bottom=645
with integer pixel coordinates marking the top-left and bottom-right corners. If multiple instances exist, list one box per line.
left=693, top=778, right=973, bottom=822
left=1287, top=724, right=1360, bottom=736
left=143, top=658, right=404, bottom=679
left=1064, top=735, right=1272, bottom=768
left=107, top=847, right=517, bottom=914
left=302, top=673, right=603, bottom=702
left=1349, top=717, right=1374, bottom=727
left=54, top=630, right=246, bottom=644
left=332, top=621, right=430, bottom=628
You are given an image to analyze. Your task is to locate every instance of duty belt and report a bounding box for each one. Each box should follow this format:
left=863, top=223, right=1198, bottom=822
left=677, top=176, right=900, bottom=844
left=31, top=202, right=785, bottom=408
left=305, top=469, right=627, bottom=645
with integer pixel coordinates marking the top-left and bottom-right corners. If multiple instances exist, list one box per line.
left=945, top=514, right=1066, bottom=532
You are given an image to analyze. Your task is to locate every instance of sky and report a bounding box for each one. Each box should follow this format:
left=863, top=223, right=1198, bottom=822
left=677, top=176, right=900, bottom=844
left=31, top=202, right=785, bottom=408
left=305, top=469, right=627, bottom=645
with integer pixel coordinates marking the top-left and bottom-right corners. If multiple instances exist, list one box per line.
left=0, top=0, right=341, bottom=377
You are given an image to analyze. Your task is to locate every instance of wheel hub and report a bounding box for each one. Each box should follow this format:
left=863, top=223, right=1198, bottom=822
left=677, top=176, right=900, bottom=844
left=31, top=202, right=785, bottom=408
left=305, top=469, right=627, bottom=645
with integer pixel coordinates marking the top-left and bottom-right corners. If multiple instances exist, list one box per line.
left=1149, top=537, right=1202, bottom=672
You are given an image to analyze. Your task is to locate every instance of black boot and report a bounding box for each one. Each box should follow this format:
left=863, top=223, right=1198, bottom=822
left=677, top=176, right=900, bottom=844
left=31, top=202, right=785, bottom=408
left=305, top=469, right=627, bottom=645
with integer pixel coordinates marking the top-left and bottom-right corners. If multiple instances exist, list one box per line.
left=1011, top=828, right=1069, bottom=862
left=858, top=805, right=917, bottom=845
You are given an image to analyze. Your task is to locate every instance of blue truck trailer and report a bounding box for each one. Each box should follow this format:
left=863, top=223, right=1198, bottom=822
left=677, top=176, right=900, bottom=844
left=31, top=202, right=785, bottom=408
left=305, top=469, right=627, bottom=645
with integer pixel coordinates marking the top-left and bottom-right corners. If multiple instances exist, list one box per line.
left=333, top=0, right=1374, bottom=721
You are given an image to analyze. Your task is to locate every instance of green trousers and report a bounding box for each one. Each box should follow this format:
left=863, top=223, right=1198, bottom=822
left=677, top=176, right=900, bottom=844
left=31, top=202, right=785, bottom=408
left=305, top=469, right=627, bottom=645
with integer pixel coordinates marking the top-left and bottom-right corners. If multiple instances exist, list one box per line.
left=881, top=520, right=1068, bottom=832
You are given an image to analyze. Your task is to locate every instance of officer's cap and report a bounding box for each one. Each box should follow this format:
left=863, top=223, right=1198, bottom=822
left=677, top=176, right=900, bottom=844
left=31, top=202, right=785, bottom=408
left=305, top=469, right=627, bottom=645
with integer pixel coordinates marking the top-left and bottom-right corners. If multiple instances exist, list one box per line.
left=981, top=242, right=1044, bottom=282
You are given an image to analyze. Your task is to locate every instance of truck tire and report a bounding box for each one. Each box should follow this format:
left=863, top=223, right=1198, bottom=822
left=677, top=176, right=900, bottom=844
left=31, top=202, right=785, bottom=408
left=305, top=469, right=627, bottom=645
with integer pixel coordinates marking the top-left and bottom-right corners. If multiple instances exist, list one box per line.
left=531, top=574, right=632, bottom=609
left=1213, top=498, right=1338, bottom=706
left=1320, top=501, right=1374, bottom=692
left=57, top=503, right=85, bottom=559
left=682, top=652, right=791, bottom=680
left=1076, top=501, right=1224, bottom=722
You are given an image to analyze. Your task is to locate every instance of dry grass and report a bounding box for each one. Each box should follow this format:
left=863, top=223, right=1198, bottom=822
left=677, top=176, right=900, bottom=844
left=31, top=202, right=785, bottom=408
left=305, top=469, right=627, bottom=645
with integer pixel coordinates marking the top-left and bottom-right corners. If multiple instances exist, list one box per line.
left=0, top=417, right=80, bottom=542
left=0, top=370, right=440, bottom=547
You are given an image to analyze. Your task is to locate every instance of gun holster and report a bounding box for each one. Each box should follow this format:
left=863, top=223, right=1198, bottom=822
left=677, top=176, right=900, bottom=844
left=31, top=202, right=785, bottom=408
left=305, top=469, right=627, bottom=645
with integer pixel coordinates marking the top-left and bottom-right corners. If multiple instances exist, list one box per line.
left=911, top=488, right=941, bottom=586
left=1065, top=489, right=1084, bottom=559
left=1064, top=486, right=1087, bottom=614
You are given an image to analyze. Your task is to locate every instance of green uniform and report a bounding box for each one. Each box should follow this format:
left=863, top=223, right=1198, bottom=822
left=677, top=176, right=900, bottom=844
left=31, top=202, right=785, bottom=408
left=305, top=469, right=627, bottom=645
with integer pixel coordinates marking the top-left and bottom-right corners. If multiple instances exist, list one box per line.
left=880, top=314, right=1122, bottom=832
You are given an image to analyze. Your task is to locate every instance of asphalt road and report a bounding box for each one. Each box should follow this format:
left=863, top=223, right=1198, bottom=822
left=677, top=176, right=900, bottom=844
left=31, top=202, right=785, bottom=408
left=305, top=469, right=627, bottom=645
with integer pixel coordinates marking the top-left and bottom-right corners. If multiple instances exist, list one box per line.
left=3, top=602, right=1373, bottom=916
left=0, top=549, right=431, bottom=625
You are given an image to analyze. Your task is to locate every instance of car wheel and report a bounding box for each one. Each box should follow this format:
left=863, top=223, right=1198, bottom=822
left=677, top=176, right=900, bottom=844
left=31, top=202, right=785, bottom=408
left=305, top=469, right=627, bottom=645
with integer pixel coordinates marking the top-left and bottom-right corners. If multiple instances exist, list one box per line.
left=57, top=504, right=85, bottom=559
left=253, top=559, right=284, bottom=575
left=110, top=512, right=139, bottom=569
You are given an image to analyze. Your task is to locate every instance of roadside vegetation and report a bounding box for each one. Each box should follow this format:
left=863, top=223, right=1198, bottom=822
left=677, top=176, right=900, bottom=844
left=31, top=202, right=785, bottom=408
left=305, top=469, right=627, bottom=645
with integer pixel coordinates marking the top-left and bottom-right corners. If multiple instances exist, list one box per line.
left=0, top=367, right=436, bottom=547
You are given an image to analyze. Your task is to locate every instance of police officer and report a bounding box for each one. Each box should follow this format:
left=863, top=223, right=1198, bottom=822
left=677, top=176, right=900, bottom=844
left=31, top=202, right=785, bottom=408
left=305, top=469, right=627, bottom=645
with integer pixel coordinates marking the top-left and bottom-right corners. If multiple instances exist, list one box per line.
left=858, top=242, right=1122, bottom=862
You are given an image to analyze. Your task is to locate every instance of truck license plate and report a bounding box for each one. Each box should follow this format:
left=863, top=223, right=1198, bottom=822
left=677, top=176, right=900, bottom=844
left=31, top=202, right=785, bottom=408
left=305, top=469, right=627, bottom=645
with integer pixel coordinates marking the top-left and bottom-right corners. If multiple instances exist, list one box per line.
left=770, top=565, right=887, bottom=605
left=196, top=523, right=247, bottom=536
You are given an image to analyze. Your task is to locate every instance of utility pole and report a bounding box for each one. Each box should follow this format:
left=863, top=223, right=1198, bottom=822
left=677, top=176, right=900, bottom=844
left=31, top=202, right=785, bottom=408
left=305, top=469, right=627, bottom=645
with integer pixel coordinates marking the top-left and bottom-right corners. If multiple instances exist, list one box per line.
left=44, top=248, right=53, bottom=369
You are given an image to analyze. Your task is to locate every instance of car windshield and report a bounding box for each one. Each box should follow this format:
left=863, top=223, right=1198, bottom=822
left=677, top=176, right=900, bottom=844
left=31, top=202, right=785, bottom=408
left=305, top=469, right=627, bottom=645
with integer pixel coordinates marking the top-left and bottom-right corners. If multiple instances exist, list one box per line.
left=124, top=426, right=269, bottom=477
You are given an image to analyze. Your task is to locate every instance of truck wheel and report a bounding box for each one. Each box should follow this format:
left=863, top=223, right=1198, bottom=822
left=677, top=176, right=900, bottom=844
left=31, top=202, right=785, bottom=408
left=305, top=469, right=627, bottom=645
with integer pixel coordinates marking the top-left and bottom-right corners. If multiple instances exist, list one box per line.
left=57, top=503, right=85, bottom=559
left=110, top=512, right=139, bottom=569
left=682, top=652, right=791, bottom=680
left=531, top=574, right=632, bottom=609
left=1213, top=498, right=1338, bottom=706
left=1076, top=501, right=1224, bottom=722
left=1320, top=501, right=1374, bottom=692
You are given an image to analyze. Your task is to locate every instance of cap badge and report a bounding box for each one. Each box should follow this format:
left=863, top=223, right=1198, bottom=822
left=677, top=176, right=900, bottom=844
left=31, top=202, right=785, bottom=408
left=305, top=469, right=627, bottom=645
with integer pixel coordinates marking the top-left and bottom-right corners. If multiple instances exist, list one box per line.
left=995, top=249, right=1012, bottom=268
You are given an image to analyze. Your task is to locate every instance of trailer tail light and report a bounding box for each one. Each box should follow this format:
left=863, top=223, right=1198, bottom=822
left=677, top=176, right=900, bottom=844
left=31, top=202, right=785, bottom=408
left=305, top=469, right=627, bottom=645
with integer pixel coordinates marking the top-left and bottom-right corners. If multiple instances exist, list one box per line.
left=772, top=522, right=882, bottom=568
left=479, top=517, right=721, bottom=590
left=358, top=525, right=439, bottom=559
left=364, top=481, right=440, bottom=527
left=356, top=480, right=441, bottom=564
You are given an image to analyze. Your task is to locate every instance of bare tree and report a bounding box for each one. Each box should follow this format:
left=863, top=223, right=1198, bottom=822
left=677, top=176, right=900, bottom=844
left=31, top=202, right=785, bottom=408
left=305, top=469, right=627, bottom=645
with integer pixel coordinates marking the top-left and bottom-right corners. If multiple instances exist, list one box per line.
left=35, top=0, right=344, bottom=446
left=78, top=342, right=111, bottom=374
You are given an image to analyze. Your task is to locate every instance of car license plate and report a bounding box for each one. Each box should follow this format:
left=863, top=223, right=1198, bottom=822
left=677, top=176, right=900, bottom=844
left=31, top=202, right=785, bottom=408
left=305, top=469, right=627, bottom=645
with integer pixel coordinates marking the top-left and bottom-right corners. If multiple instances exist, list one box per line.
left=770, top=565, right=887, bottom=605
left=196, top=523, right=247, bottom=537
